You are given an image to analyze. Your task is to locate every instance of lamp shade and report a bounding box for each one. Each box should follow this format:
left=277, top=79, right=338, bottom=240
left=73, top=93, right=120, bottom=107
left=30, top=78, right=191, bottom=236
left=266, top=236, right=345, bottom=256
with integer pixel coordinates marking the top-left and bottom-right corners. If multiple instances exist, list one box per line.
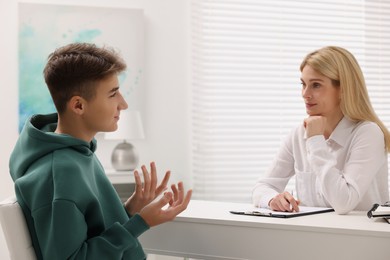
left=105, top=110, right=145, bottom=141
left=104, top=110, right=145, bottom=171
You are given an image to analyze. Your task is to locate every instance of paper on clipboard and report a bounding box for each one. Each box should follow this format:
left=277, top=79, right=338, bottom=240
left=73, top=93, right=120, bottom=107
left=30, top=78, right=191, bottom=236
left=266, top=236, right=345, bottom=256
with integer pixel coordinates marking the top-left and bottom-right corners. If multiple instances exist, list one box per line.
left=230, top=206, right=334, bottom=218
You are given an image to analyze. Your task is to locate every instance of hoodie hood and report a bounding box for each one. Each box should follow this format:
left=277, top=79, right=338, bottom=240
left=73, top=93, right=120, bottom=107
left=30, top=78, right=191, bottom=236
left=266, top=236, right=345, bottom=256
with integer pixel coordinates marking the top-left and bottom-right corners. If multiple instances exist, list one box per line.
left=9, top=113, right=97, bottom=181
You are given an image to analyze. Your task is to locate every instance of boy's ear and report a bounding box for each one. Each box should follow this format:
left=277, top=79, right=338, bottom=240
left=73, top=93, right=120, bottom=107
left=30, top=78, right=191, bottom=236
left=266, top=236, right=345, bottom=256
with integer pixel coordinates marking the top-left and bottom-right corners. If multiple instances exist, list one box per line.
left=68, top=96, right=85, bottom=115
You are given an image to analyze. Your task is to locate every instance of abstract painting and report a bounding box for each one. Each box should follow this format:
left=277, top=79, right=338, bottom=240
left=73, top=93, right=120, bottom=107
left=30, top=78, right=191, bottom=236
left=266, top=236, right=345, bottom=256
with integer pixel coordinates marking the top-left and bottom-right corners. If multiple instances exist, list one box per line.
left=18, top=3, right=144, bottom=131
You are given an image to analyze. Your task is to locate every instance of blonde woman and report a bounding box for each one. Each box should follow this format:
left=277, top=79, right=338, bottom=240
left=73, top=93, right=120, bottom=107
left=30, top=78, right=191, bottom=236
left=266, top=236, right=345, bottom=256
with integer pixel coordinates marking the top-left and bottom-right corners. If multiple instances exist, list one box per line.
left=252, top=46, right=390, bottom=214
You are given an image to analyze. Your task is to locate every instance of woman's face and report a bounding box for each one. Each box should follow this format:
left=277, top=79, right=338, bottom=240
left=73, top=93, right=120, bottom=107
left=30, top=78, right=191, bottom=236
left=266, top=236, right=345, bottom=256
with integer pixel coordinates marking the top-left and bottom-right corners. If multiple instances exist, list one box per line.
left=301, top=65, right=342, bottom=118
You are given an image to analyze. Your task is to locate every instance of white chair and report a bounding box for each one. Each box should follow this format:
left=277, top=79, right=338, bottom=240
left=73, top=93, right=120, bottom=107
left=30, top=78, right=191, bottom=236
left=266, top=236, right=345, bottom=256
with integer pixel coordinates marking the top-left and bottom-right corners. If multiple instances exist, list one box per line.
left=0, top=196, right=37, bottom=260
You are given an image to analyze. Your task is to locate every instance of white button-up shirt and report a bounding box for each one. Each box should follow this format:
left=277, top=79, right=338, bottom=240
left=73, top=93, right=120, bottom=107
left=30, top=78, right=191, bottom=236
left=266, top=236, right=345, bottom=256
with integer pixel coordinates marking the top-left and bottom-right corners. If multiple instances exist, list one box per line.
left=252, top=117, right=389, bottom=214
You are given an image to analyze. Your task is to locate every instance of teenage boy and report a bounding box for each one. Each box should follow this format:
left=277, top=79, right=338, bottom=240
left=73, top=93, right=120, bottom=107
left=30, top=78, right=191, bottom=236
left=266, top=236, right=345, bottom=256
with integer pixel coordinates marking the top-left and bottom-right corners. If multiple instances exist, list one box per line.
left=9, top=42, right=192, bottom=259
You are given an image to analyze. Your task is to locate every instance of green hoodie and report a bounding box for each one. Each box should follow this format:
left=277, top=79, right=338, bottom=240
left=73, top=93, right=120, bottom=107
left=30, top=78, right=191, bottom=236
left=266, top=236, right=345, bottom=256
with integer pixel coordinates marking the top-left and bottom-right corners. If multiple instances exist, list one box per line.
left=9, top=113, right=149, bottom=259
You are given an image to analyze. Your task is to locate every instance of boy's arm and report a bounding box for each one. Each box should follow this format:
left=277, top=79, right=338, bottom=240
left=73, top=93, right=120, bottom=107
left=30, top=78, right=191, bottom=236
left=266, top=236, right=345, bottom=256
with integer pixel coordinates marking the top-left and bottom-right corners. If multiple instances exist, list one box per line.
left=34, top=199, right=149, bottom=259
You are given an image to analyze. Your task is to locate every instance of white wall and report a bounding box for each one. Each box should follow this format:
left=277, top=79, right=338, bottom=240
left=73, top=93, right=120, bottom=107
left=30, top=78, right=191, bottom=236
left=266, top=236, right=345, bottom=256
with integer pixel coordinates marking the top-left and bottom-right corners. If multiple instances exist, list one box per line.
left=0, top=0, right=190, bottom=258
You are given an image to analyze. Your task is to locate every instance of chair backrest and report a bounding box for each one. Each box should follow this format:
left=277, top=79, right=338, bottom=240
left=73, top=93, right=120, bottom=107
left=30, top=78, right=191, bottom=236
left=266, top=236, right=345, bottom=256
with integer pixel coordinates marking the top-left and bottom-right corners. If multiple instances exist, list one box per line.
left=0, top=196, right=37, bottom=260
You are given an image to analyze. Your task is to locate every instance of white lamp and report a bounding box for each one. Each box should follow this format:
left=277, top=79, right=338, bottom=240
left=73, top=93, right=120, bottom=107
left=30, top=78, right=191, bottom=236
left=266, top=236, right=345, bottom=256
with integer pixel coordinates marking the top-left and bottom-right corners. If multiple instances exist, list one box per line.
left=105, top=110, right=145, bottom=171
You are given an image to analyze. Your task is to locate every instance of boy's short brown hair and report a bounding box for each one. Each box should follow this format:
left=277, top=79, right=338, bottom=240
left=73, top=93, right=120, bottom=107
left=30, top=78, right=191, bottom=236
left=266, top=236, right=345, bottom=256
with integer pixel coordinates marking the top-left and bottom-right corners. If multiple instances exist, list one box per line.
left=43, top=42, right=127, bottom=113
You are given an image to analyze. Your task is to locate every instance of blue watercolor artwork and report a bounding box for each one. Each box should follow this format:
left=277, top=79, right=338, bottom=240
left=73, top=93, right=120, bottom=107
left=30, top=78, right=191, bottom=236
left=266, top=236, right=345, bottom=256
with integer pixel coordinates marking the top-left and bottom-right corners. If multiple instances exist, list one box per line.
left=18, top=3, right=144, bottom=132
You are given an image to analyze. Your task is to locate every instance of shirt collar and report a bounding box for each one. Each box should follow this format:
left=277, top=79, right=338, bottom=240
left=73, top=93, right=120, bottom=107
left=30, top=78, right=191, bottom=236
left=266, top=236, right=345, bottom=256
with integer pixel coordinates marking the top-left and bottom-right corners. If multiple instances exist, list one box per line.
left=328, top=117, right=357, bottom=147
left=303, top=116, right=357, bottom=147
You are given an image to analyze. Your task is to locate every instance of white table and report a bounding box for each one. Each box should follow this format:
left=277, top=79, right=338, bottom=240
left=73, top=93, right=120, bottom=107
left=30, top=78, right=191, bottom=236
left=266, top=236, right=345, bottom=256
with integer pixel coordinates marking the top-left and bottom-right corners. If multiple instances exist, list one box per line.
left=139, top=200, right=390, bottom=260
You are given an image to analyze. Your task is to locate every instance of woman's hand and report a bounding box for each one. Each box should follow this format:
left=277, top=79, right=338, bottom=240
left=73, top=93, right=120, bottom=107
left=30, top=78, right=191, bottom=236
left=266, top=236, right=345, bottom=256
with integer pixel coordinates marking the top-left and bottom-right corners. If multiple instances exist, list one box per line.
left=124, top=162, right=170, bottom=216
left=269, top=191, right=300, bottom=212
left=304, top=116, right=326, bottom=138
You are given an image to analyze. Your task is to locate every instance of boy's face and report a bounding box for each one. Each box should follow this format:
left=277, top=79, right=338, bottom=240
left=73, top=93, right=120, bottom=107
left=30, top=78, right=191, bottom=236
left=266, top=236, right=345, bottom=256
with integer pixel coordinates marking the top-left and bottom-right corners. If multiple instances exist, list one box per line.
left=82, top=74, right=128, bottom=133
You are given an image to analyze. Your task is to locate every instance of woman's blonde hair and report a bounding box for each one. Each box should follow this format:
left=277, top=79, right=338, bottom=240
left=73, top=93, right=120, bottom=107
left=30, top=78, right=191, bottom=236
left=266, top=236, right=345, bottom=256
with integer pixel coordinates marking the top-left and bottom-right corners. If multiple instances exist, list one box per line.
left=300, top=46, right=390, bottom=152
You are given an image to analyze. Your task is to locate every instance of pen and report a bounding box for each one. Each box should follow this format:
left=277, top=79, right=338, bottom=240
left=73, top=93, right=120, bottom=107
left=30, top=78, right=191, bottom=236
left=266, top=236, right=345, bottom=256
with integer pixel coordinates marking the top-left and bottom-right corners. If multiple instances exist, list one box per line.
left=290, top=190, right=294, bottom=211
left=229, top=210, right=273, bottom=217
left=290, top=190, right=299, bottom=212
left=249, top=211, right=273, bottom=217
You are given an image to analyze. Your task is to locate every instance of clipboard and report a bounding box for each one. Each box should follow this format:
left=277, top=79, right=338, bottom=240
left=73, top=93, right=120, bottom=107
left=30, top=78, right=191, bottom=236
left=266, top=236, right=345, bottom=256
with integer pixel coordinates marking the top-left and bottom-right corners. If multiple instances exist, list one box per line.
left=230, top=206, right=334, bottom=218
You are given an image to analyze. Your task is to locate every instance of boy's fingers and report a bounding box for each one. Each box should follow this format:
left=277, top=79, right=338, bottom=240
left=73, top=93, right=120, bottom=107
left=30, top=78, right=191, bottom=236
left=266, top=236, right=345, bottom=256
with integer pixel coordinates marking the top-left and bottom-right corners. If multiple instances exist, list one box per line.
left=156, top=171, right=171, bottom=195
left=142, top=165, right=151, bottom=194
left=164, top=190, right=192, bottom=218
left=133, top=171, right=142, bottom=193
left=156, top=192, right=172, bottom=207
left=150, top=162, right=157, bottom=192
left=171, top=183, right=178, bottom=199
left=175, top=190, right=192, bottom=212
left=176, top=182, right=184, bottom=203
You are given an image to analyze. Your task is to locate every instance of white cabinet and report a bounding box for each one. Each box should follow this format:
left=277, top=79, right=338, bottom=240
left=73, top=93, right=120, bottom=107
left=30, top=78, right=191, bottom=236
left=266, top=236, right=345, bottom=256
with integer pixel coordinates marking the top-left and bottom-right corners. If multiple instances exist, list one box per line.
left=105, top=169, right=135, bottom=202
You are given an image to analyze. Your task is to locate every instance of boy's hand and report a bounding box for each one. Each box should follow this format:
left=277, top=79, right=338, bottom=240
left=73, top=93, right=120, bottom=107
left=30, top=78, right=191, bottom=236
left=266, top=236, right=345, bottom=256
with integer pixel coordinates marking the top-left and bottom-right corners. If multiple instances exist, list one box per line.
left=124, top=162, right=170, bottom=216
left=139, top=183, right=192, bottom=227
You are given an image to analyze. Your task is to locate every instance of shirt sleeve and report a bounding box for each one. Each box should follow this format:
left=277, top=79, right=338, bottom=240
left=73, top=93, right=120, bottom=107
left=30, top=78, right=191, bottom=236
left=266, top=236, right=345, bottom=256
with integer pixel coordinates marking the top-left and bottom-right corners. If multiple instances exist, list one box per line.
left=252, top=129, right=296, bottom=208
left=32, top=199, right=149, bottom=259
left=306, top=122, right=386, bottom=214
